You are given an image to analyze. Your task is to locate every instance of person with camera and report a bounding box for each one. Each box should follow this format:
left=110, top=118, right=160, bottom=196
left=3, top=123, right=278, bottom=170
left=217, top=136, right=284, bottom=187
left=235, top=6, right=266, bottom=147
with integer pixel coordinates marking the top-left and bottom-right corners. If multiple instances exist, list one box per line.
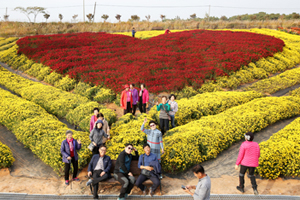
left=86, top=145, right=112, bottom=199
left=182, top=164, right=211, bottom=200
left=114, top=143, right=139, bottom=200
left=135, top=143, right=161, bottom=197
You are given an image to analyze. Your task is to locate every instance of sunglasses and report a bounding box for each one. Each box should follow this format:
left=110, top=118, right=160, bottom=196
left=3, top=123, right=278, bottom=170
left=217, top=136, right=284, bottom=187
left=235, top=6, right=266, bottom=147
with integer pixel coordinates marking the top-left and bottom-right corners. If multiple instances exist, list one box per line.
left=150, top=124, right=156, bottom=127
left=127, top=147, right=133, bottom=150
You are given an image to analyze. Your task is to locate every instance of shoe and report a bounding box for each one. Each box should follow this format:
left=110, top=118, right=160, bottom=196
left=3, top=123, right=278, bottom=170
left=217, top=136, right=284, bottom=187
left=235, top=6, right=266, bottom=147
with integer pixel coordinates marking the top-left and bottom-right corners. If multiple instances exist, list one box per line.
left=86, top=178, right=93, bottom=186
left=149, top=187, right=154, bottom=197
left=159, top=174, right=163, bottom=179
left=65, top=180, right=69, bottom=185
left=117, top=198, right=125, bottom=200
left=142, top=186, right=147, bottom=195
left=253, top=189, right=259, bottom=195
left=125, top=193, right=128, bottom=198
left=236, top=186, right=244, bottom=193
left=72, top=177, right=80, bottom=181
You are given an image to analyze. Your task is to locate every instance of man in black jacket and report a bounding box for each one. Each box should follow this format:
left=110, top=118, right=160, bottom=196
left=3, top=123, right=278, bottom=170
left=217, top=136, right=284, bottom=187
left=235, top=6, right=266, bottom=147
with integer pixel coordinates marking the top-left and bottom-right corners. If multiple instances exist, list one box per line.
left=114, top=143, right=139, bottom=200
left=86, top=145, right=112, bottom=199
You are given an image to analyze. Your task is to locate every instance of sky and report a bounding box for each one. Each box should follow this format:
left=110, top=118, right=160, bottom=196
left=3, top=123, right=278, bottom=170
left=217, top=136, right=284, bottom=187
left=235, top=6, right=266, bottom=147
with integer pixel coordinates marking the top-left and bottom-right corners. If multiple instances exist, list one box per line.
left=1, top=0, right=300, bottom=23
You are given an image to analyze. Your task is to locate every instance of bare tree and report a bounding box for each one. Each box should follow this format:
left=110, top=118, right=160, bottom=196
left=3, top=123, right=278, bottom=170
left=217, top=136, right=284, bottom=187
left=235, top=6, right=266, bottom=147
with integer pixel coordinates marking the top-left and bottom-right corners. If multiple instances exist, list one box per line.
left=190, top=13, right=196, bottom=19
left=101, top=14, right=109, bottom=22
left=14, top=7, right=46, bottom=23
left=145, top=15, right=150, bottom=21
left=86, top=13, right=94, bottom=22
left=43, top=13, right=50, bottom=22
left=160, top=14, right=166, bottom=21
left=115, top=14, right=121, bottom=22
left=131, top=15, right=140, bottom=22
left=59, top=14, right=63, bottom=22
left=72, top=14, right=78, bottom=23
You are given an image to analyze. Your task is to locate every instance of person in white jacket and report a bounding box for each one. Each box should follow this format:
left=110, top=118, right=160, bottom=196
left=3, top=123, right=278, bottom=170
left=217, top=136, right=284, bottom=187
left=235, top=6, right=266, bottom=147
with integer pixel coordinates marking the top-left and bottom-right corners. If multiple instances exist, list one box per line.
left=168, top=94, right=178, bottom=128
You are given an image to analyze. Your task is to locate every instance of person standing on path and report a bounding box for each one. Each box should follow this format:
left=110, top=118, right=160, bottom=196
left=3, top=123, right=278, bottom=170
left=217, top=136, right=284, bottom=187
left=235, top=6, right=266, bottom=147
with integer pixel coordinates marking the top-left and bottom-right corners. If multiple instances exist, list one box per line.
left=86, top=145, right=112, bottom=200
left=114, top=143, right=139, bottom=200
left=60, top=130, right=81, bottom=185
left=156, top=96, right=171, bottom=135
left=96, top=113, right=110, bottom=143
left=139, top=83, right=149, bottom=114
left=235, top=132, right=260, bottom=195
left=132, top=27, right=136, bottom=37
left=168, top=94, right=178, bottom=129
left=120, top=84, right=133, bottom=115
left=90, top=120, right=109, bottom=155
left=90, top=108, right=99, bottom=132
left=130, top=84, right=139, bottom=116
left=183, top=164, right=211, bottom=200
left=141, top=118, right=164, bottom=162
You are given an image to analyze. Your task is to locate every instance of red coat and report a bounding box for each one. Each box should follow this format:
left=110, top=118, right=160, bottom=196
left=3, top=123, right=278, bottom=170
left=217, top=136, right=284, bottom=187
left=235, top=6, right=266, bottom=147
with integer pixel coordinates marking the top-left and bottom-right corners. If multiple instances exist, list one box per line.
left=120, top=90, right=133, bottom=109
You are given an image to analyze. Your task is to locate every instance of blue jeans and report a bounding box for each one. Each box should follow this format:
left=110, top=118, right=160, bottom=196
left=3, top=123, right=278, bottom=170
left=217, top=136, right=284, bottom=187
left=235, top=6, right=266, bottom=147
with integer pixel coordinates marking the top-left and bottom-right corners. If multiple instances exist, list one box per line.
left=170, top=115, right=175, bottom=128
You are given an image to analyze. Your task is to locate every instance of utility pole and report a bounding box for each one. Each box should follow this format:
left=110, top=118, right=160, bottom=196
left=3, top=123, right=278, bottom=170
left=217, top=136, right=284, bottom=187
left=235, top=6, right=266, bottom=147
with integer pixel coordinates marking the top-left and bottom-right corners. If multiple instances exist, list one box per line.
left=83, top=0, right=85, bottom=22
left=208, top=5, right=211, bottom=21
left=93, top=2, right=96, bottom=22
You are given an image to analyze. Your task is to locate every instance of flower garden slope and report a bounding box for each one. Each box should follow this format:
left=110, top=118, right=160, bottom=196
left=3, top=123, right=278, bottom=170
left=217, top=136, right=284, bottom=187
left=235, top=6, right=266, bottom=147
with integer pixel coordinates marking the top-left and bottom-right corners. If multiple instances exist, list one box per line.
left=162, top=96, right=300, bottom=173
left=0, top=67, right=117, bottom=129
left=0, top=88, right=91, bottom=174
left=0, top=141, right=15, bottom=168
left=16, top=30, right=284, bottom=93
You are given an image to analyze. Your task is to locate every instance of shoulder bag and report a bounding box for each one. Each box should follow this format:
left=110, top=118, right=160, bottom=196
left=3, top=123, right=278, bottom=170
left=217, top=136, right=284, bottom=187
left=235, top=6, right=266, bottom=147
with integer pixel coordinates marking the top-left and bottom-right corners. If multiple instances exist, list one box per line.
left=162, top=104, right=171, bottom=121
left=140, top=154, right=151, bottom=177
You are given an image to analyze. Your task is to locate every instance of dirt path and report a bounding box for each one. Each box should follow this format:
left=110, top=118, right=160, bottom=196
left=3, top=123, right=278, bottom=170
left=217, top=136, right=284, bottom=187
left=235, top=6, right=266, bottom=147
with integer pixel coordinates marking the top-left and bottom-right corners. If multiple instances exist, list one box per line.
left=0, top=125, right=58, bottom=179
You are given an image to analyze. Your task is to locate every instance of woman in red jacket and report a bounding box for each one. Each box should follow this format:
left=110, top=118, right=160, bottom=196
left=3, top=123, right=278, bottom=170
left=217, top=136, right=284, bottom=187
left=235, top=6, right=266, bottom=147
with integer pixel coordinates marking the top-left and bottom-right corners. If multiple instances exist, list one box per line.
left=120, top=84, right=133, bottom=115
left=235, top=132, right=260, bottom=195
left=138, top=83, right=149, bottom=114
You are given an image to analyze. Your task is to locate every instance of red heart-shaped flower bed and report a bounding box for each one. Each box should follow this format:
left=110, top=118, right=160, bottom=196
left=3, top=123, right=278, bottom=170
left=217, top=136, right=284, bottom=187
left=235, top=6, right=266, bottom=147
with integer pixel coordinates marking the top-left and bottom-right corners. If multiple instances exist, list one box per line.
left=17, top=30, right=284, bottom=93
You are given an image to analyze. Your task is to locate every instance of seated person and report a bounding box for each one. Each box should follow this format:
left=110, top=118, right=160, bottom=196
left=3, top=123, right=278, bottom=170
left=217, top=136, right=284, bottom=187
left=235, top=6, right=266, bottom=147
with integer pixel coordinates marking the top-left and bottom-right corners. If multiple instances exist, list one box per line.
left=135, top=143, right=161, bottom=197
left=86, top=145, right=112, bottom=200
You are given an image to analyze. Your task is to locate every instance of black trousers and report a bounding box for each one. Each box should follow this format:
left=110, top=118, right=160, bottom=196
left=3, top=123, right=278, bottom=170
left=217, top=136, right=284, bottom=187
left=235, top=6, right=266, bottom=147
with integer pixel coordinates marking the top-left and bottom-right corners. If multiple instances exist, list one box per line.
left=135, top=173, right=160, bottom=192
left=239, top=165, right=257, bottom=189
left=132, top=104, right=137, bottom=115
left=92, top=169, right=110, bottom=198
left=139, top=102, right=147, bottom=113
left=159, top=118, right=169, bottom=135
left=124, top=102, right=132, bottom=115
left=64, top=157, right=78, bottom=180
left=114, top=173, right=135, bottom=198
left=92, top=146, right=99, bottom=155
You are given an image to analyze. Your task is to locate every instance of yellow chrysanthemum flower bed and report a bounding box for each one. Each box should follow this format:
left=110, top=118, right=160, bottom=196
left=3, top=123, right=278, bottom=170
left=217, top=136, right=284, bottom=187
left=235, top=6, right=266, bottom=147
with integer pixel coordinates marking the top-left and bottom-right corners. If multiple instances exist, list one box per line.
left=243, top=66, right=300, bottom=94
left=0, top=67, right=117, bottom=129
left=161, top=96, right=300, bottom=173
left=0, top=141, right=15, bottom=168
left=175, top=91, right=263, bottom=126
left=258, top=116, right=300, bottom=179
left=0, top=88, right=92, bottom=174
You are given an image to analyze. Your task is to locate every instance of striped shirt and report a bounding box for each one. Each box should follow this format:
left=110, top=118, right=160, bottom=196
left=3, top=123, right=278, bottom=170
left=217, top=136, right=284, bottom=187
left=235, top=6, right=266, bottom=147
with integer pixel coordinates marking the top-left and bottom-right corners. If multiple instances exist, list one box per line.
left=236, top=141, right=260, bottom=167
left=141, top=124, right=164, bottom=160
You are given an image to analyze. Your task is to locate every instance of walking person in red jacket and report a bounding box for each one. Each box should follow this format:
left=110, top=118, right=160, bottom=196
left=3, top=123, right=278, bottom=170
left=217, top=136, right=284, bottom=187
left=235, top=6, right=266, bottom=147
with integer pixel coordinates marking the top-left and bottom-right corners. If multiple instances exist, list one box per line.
left=139, top=83, right=149, bottom=113
left=235, top=132, right=260, bottom=195
left=120, top=84, right=133, bottom=115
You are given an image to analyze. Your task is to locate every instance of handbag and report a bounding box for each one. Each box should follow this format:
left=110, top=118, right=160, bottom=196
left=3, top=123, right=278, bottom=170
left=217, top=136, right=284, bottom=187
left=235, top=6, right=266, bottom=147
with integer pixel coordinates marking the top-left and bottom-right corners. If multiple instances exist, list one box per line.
left=141, top=154, right=151, bottom=177
left=88, top=142, right=95, bottom=151
left=162, top=104, right=171, bottom=121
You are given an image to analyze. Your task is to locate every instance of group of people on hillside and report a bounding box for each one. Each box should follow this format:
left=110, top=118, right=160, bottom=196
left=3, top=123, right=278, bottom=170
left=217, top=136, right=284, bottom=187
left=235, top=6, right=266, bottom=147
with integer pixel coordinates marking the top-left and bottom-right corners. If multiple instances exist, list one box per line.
left=60, top=96, right=260, bottom=199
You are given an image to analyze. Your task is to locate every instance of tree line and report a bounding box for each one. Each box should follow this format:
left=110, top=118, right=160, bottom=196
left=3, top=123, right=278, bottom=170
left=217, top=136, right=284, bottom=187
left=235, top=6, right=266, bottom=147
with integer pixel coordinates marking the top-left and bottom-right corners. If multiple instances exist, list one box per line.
left=2, top=7, right=300, bottom=23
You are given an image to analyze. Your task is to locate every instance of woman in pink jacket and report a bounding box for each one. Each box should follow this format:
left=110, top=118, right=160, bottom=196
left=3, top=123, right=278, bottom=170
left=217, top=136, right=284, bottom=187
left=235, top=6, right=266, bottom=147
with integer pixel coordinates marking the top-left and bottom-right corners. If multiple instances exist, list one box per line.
left=235, top=132, right=260, bottom=195
left=139, top=83, right=149, bottom=113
